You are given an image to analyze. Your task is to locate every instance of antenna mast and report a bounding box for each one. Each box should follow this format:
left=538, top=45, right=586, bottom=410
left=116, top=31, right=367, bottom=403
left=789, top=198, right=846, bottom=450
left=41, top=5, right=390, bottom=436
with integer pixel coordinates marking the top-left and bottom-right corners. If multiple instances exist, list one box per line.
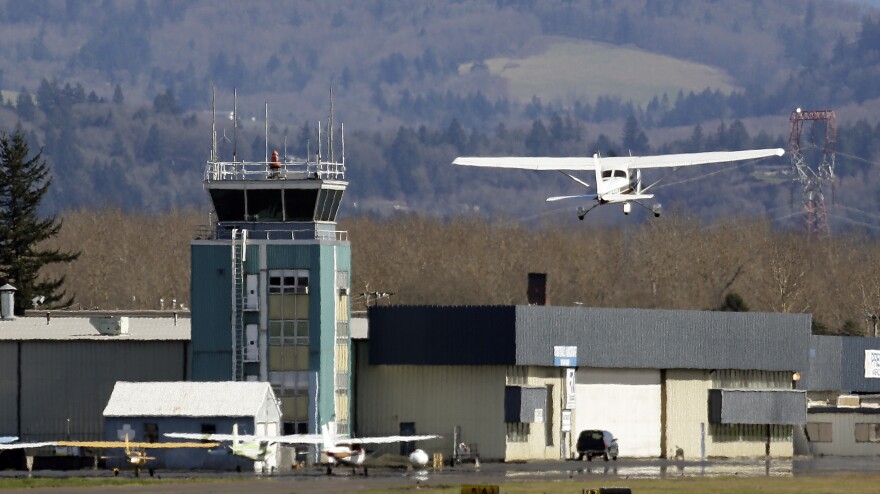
left=233, top=88, right=238, bottom=162
left=264, top=101, right=269, bottom=164
left=328, top=87, right=334, bottom=163
left=211, top=86, right=217, bottom=162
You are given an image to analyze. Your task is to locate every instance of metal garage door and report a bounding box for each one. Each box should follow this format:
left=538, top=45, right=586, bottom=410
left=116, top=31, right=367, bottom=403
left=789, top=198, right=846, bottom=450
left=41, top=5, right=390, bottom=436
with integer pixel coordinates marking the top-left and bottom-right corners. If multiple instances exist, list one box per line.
left=574, top=368, right=661, bottom=458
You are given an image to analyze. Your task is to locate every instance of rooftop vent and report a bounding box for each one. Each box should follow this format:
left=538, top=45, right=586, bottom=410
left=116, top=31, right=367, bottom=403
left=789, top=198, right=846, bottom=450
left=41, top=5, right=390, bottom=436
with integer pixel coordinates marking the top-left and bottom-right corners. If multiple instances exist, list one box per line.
left=0, top=284, right=16, bottom=320
left=837, top=394, right=860, bottom=408
left=89, top=316, right=129, bottom=336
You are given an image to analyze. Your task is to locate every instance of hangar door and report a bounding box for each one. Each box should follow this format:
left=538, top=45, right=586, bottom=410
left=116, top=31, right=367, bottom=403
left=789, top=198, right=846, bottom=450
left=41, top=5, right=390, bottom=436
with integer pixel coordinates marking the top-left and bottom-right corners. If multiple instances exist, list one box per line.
left=574, top=368, right=661, bottom=458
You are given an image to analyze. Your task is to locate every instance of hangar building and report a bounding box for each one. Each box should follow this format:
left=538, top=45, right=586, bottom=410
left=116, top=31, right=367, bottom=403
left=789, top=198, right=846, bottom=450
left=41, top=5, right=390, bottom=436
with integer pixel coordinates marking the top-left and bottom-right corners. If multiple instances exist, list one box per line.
left=0, top=311, right=189, bottom=444
left=801, top=335, right=880, bottom=456
left=356, top=305, right=810, bottom=461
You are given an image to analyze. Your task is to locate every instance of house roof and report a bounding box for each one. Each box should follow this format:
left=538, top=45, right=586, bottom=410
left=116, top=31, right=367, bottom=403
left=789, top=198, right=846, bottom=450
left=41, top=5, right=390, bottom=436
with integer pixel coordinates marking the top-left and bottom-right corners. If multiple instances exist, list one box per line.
left=103, top=381, right=274, bottom=417
left=0, top=314, right=189, bottom=341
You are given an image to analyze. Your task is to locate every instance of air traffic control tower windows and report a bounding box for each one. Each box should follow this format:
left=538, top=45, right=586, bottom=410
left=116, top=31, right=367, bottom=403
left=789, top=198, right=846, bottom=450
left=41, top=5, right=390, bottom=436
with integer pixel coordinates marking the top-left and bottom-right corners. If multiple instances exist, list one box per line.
left=267, top=269, right=310, bottom=432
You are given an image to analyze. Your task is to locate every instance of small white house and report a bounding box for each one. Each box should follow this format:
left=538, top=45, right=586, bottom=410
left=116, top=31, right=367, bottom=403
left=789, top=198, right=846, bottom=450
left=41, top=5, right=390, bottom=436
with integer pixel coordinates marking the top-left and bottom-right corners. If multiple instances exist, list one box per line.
left=103, top=381, right=281, bottom=471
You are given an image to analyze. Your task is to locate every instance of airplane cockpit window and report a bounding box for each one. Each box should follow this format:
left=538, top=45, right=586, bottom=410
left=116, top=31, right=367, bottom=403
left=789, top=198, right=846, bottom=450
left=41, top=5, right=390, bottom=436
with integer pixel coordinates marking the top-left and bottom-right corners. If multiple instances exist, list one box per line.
left=615, top=170, right=627, bottom=178
left=601, top=170, right=613, bottom=179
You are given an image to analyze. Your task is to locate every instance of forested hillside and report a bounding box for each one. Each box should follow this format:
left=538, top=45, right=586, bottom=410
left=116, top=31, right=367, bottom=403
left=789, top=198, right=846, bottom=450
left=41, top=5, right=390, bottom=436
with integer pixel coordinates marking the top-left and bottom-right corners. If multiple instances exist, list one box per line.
left=44, top=210, right=880, bottom=337
left=0, top=0, right=878, bottom=227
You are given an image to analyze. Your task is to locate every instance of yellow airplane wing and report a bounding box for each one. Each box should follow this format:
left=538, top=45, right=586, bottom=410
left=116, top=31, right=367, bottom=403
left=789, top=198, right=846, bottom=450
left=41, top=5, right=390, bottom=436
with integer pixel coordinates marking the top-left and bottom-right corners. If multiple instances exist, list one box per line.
left=56, top=441, right=219, bottom=449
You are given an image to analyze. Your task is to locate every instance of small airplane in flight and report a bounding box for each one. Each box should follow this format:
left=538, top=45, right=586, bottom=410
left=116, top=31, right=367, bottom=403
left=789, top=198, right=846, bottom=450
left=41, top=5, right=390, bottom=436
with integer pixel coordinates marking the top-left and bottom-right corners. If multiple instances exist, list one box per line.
left=0, top=435, right=219, bottom=477
left=453, top=148, right=785, bottom=219
left=167, top=420, right=439, bottom=476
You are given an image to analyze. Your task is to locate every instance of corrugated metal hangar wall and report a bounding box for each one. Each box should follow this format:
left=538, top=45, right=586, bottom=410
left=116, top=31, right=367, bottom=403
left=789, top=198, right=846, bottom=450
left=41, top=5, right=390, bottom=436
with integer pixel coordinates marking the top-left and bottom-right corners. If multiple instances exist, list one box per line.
left=0, top=340, right=187, bottom=441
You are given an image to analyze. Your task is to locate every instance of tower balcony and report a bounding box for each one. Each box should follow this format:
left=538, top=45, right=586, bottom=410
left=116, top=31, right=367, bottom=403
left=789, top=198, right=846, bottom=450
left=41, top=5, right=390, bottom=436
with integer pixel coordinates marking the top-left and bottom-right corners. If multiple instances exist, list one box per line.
left=201, top=157, right=348, bottom=241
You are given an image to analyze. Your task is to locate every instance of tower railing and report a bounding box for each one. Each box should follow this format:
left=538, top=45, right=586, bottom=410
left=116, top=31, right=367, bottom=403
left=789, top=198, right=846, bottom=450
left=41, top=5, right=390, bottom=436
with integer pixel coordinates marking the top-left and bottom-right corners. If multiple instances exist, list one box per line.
left=205, top=159, right=345, bottom=182
left=194, top=227, right=348, bottom=242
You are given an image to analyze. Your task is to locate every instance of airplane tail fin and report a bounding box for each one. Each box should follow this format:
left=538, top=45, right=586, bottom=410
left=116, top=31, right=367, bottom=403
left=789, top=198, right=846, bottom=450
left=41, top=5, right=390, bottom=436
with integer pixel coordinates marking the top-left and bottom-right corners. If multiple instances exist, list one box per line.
left=321, top=421, right=336, bottom=449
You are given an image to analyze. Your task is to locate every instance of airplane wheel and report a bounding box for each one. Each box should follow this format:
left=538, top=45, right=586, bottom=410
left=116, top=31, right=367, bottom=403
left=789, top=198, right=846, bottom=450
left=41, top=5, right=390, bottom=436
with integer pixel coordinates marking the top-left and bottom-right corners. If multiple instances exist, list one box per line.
left=149, top=468, right=155, bottom=477
left=134, top=467, right=140, bottom=478
left=364, top=467, right=369, bottom=477
left=326, top=466, right=332, bottom=475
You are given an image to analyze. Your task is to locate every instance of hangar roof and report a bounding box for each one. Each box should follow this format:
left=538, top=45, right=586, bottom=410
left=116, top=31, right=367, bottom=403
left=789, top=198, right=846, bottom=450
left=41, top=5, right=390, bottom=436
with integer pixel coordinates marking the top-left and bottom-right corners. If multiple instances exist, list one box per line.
left=0, top=315, right=190, bottom=341
left=103, top=381, right=274, bottom=417
left=802, top=335, right=880, bottom=393
left=368, top=305, right=811, bottom=372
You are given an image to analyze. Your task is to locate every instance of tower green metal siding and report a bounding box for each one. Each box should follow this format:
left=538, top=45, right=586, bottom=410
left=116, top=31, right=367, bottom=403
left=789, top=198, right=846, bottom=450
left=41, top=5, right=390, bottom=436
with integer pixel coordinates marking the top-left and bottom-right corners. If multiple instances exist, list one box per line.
left=190, top=243, right=233, bottom=381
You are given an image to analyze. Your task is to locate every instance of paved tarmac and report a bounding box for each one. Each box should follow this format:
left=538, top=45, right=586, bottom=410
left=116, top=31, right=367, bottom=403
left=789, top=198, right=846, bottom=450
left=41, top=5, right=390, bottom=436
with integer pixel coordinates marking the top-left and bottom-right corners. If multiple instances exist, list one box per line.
left=3, top=456, right=880, bottom=494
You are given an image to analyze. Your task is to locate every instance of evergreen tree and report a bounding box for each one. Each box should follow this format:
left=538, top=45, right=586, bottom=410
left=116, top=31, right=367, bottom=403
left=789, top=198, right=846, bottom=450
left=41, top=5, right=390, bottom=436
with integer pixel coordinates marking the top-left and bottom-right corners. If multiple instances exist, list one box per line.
left=621, top=115, right=649, bottom=154
left=715, top=292, right=749, bottom=312
left=0, top=127, right=79, bottom=314
left=112, top=83, right=124, bottom=104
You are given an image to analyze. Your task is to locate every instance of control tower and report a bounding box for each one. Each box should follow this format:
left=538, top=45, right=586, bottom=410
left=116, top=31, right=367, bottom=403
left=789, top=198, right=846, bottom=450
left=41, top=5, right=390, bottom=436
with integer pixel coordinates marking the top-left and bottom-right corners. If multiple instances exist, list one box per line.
left=190, top=105, right=351, bottom=436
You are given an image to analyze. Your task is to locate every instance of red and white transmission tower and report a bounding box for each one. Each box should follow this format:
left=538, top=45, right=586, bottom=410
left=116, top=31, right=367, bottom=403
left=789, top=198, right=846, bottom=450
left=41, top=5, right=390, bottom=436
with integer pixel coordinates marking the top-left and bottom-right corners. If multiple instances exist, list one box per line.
left=788, top=108, right=836, bottom=239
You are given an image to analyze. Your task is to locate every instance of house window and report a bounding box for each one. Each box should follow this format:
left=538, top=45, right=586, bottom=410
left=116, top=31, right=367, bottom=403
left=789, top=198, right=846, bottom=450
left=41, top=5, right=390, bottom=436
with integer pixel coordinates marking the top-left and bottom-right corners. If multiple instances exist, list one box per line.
left=855, top=423, right=880, bottom=443
left=806, top=422, right=833, bottom=442
left=144, top=423, right=159, bottom=443
left=283, top=422, right=309, bottom=435
left=506, top=422, right=530, bottom=443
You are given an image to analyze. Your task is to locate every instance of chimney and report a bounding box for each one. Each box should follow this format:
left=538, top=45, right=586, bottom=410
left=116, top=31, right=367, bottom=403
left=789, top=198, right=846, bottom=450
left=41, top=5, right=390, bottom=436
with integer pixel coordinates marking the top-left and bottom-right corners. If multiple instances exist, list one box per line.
left=0, top=284, right=16, bottom=320
left=527, top=273, right=547, bottom=306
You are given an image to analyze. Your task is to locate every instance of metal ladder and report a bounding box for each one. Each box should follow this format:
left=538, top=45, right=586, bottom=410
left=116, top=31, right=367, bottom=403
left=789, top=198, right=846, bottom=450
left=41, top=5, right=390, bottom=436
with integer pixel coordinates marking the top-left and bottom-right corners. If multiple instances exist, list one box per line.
left=231, top=228, right=246, bottom=380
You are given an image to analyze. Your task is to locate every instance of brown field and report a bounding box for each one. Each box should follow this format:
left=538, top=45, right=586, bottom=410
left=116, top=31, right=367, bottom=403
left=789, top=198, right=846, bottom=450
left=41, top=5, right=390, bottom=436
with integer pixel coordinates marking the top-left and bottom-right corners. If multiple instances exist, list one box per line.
left=462, top=38, right=740, bottom=106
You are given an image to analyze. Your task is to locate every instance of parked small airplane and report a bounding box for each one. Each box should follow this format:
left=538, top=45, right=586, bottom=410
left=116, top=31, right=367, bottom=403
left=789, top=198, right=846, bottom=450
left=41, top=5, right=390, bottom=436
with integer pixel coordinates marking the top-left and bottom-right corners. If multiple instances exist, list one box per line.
left=453, top=148, right=785, bottom=219
left=166, top=423, right=322, bottom=472
left=0, top=436, right=219, bottom=477
left=166, top=421, right=439, bottom=476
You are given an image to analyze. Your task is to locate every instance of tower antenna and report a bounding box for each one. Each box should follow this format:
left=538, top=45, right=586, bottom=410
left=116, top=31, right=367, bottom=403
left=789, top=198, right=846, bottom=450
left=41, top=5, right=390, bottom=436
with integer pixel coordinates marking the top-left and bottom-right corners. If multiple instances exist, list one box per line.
left=211, top=86, right=216, bottom=162
left=328, top=86, right=334, bottom=163
left=232, top=88, right=238, bottom=162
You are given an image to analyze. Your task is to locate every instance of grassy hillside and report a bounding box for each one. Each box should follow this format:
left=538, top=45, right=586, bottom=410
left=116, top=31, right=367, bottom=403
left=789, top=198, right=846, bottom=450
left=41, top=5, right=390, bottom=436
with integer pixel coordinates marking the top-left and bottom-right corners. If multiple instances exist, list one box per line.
left=469, top=38, right=740, bottom=106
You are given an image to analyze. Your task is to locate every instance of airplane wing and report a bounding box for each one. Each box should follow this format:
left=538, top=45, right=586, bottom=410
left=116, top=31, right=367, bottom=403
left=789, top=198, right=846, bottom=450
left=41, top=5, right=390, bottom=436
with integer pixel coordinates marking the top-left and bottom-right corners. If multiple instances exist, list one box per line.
left=453, top=156, right=595, bottom=171
left=338, top=434, right=440, bottom=446
left=0, top=440, right=219, bottom=450
left=546, top=194, right=598, bottom=202
left=0, top=441, right=58, bottom=450
left=164, top=432, right=324, bottom=445
left=453, top=148, right=783, bottom=171
left=601, top=148, right=784, bottom=169
left=165, top=432, right=250, bottom=442
left=53, top=441, right=220, bottom=449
